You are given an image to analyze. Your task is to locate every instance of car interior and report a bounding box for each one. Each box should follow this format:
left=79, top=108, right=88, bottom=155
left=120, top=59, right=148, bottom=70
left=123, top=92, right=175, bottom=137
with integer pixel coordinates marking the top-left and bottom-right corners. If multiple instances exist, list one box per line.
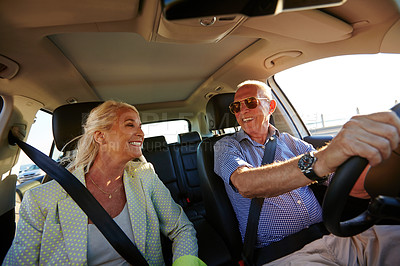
left=1, top=0, right=400, bottom=265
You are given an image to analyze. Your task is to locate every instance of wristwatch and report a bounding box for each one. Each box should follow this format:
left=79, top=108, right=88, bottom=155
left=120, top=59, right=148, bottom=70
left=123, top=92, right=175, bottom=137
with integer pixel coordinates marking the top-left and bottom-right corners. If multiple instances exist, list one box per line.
left=298, top=151, right=328, bottom=183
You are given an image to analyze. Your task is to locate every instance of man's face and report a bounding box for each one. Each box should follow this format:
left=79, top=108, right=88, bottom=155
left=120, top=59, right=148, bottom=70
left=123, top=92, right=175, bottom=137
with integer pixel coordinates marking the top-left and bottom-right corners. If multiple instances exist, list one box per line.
left=233, top=85, right=272, bottom=140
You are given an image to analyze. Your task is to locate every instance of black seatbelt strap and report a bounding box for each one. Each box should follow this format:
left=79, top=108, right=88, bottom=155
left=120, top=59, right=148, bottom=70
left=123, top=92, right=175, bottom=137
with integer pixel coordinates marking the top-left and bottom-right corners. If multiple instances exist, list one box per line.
left=242, top=135, right=277, bottom=266
left=9, top=133, right=149, bottom=266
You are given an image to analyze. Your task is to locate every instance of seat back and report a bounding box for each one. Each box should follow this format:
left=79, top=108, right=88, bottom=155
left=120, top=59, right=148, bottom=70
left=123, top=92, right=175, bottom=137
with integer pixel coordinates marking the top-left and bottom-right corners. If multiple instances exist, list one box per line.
left=174, top=131, right=206, bottom=221
left=142, top=134, right=233, bottom=265
left=173, top=132, right=203, bottom=204
left=40, top=102, right=103, bottom=184
left=142, top=136, right=185, bottom=206
left=53, top=102, right=103, bottom=151
left=197, top=93, right=243, bottom=262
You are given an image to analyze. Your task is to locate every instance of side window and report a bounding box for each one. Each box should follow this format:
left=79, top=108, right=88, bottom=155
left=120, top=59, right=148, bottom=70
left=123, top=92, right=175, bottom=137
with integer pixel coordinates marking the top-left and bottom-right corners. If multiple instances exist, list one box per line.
left=142, top=120, right=190, bottom=143
left=274, top=53, right=400, bottom=136
left=13, top=110, right=54, bottom=183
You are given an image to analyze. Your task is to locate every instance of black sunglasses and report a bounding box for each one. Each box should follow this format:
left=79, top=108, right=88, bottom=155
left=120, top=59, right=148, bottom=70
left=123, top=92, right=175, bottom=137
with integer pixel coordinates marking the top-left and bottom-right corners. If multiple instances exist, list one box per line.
left=229, top=97, right=270, bottom=114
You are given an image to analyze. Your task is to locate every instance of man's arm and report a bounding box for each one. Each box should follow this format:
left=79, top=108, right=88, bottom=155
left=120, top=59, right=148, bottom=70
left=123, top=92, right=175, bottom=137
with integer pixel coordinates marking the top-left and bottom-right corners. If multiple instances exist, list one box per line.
left=231, top=111, right=400, bottom=199
left=231, top=155, right=312, bottom=198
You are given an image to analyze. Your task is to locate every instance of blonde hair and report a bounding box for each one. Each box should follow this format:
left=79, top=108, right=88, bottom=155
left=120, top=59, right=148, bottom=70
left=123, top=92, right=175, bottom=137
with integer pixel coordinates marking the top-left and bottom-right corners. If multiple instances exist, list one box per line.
left=67, top=100, right=138, bottom=173
left=237, top=80, right=273, bottom=100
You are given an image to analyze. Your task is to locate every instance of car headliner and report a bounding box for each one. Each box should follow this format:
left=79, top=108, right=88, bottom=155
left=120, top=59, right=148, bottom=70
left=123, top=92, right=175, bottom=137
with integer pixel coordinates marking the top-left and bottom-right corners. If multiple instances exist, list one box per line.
left=0, top=0, right=399, bottom=121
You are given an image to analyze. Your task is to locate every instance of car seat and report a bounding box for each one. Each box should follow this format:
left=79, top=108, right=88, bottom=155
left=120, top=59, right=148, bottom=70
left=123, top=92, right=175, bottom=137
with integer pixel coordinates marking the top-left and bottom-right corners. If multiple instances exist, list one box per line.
left=197, top=93, right=244, bottom=263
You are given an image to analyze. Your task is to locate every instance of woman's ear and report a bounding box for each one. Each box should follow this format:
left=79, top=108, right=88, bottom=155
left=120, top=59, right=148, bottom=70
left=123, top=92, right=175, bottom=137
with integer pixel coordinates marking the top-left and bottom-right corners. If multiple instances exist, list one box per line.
left=269, top=99, right=277, bottom=114
left=94, top=131, right=106, bottom=144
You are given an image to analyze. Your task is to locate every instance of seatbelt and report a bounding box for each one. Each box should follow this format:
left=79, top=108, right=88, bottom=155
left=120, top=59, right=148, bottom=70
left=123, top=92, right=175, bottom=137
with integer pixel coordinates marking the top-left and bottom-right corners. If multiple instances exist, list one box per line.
left=9, top=133, right=149, bottom=266
left=242, top=135, right=277, bottom=266
left=253, top=221, right=328, bottom=264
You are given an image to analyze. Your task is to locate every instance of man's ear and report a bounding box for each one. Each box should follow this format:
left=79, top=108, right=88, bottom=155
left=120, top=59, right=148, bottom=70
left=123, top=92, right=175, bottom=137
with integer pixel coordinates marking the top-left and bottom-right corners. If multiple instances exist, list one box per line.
left=94, top=131, right=106, bottom=144
left=269, top=99, right=277, bottom=114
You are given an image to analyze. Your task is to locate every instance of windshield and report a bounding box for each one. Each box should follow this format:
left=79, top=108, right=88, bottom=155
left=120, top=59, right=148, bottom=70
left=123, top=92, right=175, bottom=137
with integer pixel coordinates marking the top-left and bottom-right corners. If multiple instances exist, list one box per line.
left=274, top=53, right=400, bottom=136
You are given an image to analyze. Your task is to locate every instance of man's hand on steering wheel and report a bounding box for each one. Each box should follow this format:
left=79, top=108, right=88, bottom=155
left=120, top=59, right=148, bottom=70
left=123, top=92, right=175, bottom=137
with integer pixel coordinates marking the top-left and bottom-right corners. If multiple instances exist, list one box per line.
left=316, top=109, right=400, bottom=176
left=318, top=103, right=400, bottom=237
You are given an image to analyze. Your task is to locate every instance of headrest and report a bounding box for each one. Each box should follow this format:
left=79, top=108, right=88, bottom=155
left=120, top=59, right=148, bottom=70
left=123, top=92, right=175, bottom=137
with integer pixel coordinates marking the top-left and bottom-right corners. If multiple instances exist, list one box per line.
left=142, top=136, right=168, bottom=151
left=206, top=93, right=238, bottom=131
left=53, top=102, right=103, bottom=151
left=178, top=131, right=201, bottom=144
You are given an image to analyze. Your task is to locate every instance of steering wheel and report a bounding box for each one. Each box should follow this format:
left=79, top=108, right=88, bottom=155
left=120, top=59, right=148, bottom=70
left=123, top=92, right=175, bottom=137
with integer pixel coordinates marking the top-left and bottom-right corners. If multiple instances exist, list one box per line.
left=322, top=103, right=400, bottom=237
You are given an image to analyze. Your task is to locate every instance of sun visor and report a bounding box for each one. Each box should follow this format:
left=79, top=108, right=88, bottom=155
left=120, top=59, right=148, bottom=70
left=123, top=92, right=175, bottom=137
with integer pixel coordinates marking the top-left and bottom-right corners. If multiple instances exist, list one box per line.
left=381, top=19, right=400, bottom=53
left=244, top=10, right=353, bottom=43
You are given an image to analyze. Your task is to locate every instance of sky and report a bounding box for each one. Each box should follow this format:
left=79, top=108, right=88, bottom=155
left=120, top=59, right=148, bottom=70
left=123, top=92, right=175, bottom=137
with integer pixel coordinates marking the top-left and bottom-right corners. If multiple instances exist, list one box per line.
left=275, top=53, right=400, bottom=128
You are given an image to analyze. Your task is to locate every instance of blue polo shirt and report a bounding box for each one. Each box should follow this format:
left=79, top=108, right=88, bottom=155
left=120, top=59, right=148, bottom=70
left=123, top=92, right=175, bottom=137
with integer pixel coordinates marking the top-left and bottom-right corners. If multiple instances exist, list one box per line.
left=214, top=127, right=323, bottom=247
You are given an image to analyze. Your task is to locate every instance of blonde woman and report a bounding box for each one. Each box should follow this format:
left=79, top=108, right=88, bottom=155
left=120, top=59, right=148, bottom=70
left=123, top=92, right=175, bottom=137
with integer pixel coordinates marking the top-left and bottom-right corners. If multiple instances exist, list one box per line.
left=4, top=100, right=204, bottom=265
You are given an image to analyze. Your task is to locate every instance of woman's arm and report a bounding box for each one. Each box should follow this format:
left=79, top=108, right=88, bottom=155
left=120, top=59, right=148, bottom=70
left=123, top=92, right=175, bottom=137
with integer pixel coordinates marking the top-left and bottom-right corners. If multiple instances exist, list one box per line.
left=150, top=173, right=198, bottom=263
left=3, top=190, right=44, bottom=265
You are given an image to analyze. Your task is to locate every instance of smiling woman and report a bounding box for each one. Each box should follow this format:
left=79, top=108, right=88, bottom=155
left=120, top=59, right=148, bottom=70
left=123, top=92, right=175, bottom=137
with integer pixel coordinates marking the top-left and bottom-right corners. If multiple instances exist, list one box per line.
left=4, top=100, right=204, bottom=265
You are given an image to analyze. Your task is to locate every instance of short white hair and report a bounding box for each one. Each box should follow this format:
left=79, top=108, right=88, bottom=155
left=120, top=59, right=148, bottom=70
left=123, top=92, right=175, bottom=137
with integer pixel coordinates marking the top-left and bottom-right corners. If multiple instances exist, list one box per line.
left=237, top=80, right=273, bottom=100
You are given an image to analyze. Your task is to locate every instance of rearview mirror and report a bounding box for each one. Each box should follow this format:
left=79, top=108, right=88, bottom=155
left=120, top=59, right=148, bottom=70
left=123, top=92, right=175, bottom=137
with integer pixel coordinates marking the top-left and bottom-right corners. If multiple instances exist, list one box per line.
left=162, top=0, right=346, bottom=20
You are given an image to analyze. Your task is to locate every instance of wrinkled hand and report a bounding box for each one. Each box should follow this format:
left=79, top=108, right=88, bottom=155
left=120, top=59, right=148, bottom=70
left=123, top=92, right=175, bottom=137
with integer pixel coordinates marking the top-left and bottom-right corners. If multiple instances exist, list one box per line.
left=316, top=111, right=400, bottom=176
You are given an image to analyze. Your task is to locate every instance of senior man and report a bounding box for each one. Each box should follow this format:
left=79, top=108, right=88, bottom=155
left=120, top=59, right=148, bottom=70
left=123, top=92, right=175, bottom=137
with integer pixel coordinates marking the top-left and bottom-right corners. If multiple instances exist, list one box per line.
left=214, top=80, right=400, bottom=265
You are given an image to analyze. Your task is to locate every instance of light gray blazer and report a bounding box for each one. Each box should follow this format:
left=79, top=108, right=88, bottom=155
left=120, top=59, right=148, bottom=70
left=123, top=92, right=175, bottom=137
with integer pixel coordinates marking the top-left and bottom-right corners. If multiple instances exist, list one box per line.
left=3, top=161, right=198, bottom=265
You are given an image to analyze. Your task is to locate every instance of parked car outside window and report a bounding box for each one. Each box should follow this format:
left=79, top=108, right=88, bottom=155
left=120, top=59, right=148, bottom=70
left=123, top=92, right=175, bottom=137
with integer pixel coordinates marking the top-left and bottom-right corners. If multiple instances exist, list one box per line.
left=17, top=164, right=45, bottom=183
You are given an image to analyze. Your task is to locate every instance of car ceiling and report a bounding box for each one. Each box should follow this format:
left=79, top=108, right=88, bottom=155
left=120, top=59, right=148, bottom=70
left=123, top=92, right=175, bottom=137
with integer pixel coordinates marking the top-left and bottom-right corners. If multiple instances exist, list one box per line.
left=0, top=0, right=399, bottom=118
left=48, top=33, right=257, bottom=105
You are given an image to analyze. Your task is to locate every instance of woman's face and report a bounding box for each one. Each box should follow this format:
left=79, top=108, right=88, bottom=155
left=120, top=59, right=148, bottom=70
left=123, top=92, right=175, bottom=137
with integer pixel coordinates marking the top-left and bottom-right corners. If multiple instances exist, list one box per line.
left=100, top=108, right=144, bottom=162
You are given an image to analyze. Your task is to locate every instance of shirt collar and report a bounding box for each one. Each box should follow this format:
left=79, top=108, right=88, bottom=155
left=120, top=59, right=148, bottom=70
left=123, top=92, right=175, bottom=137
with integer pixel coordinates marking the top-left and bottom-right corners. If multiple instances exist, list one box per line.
left=237, top=124, right=280, bottom=146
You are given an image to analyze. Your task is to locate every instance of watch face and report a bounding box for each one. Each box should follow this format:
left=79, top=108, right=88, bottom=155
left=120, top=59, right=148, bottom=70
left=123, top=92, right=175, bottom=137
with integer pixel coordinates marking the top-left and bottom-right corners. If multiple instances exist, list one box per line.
left=298, top=152, right=328, bottom=182
left=299, top=153, right=315, bottom=171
